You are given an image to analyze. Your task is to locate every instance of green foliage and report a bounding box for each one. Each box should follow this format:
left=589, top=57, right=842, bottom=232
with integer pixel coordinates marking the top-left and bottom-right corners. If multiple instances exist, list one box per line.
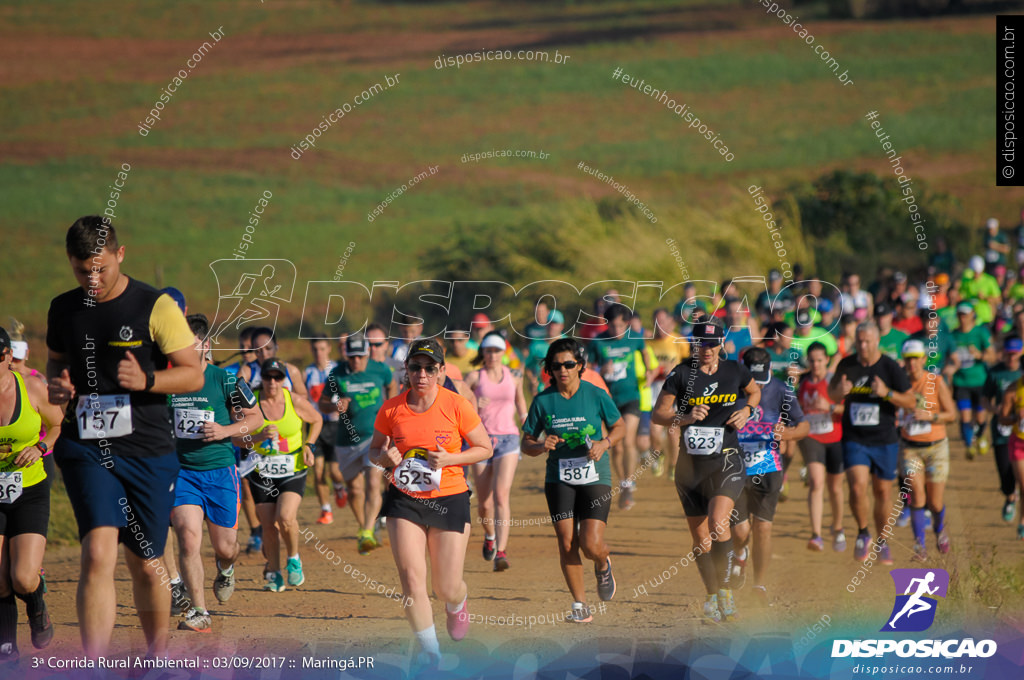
left=774, top=170, right=969, bottom=280
left=421, top=198, right=683, bottom=327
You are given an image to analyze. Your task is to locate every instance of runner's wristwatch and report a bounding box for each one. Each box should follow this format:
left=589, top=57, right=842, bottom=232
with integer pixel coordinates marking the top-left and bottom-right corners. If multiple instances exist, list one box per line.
left=144, top=369, right=156, bottom=392
left=36, top=441, right=48, bottom=455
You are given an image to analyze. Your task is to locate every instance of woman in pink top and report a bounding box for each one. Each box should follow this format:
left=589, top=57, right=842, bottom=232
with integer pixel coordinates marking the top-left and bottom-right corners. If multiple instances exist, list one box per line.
left=464, top=332, right=527, bottom=572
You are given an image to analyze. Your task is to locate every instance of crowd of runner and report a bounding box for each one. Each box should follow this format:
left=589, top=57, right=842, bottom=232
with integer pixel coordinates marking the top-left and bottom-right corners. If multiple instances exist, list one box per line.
left=1, top=215, right=1022, bottom=665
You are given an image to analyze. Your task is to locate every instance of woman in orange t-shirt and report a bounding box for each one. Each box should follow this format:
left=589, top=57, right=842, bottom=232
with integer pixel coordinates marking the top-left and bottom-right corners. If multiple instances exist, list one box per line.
left=370, top=338, right=492, bottom=666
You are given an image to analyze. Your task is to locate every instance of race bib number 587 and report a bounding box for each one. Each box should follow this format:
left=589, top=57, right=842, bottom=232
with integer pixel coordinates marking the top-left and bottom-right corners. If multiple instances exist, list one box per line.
left=558, top=456, right=599, bottom=485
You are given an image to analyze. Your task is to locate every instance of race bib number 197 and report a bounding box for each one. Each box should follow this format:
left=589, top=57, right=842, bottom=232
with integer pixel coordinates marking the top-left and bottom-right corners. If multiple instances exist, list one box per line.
left=76, top=394, right=132, bottom=439
left=850, top=402, right=880, bottom=427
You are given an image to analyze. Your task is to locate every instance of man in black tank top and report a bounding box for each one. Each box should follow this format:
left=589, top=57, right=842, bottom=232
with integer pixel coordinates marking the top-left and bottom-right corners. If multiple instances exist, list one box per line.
left=46, top=217, right=203, bottom=657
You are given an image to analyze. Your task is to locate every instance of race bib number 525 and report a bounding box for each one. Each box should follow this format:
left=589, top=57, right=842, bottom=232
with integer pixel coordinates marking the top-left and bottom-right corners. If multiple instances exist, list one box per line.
left=393, top=456, right=441, bottom=493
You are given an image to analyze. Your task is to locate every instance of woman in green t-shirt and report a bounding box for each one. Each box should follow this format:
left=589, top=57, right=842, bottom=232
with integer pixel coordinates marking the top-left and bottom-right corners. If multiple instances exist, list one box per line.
left=522, top=338, right=624, bottom=624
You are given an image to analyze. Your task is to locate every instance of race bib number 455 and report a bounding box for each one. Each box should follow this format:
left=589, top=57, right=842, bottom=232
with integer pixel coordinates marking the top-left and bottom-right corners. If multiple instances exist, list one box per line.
left=76, top=394, right=132, bottom=439
left=256, top=454, right=295, bottom=478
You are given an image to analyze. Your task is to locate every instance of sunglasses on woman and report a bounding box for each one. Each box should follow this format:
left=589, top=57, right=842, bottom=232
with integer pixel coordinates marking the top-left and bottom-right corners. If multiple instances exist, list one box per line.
left=407, top=363, right=440, bottom=375
left=550, top=360, right=579, bottom=370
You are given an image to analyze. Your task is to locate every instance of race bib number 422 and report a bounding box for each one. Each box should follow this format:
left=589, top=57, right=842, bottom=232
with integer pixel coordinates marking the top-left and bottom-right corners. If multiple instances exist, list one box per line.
left=76, top=394, right=132, bottom=439
left=174, top=408, right=214, bottom=440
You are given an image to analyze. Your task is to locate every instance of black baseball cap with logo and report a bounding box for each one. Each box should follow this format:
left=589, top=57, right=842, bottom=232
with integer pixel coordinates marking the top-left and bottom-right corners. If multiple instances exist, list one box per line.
left=407, top=338, right=445, bottom=363
left=742, top=347, right=772, bottom=384
left=691, top=321, right=726, bottom=345
left=261, top=357, right=287, bottom=379
left=346, top=333, right=369, bottom=357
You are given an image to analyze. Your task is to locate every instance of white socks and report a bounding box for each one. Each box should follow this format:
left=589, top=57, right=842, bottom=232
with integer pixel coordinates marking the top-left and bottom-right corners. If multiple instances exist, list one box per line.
left=414, top=625, right=440, bottom=657
left=446, top=596, right=467, bottom=614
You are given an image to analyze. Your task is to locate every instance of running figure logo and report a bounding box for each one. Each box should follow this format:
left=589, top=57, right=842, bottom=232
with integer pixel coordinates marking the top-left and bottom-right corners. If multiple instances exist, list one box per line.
left=207, top=259, right=296, bottom=350
left=881, top=568, right=949, bottom=632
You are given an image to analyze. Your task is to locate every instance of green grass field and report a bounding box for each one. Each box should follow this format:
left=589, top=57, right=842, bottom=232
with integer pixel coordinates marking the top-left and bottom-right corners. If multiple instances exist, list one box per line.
left=0, top=0, right=1003, bottom=351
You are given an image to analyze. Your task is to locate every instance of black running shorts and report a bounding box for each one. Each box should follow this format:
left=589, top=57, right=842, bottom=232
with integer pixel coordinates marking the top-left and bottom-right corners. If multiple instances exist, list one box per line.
left=674, top=449, right=746, bottom=517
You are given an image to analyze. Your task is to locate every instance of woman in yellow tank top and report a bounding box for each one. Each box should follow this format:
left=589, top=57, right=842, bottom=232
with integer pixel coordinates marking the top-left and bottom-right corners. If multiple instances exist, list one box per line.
left=0, top=328, right=63, bottom=661
left=998, top=371, right=1024, bottom=539
left=235, top=358, right=320, bottom=593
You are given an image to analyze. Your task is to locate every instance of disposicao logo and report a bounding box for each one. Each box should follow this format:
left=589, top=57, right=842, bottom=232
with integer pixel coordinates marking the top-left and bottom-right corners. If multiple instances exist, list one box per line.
left=832, top=568, right=997, bottom=659
left=882, top=568, right=947, bottom=632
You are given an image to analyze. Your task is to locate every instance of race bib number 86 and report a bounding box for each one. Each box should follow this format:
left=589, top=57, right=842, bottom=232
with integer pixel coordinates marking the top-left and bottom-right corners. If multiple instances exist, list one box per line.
left=0, top=471, right=23, bottom=504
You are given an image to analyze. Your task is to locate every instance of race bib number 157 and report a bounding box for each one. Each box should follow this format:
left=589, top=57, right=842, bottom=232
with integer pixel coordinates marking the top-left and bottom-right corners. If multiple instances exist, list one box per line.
left=76, top=394, right=132, bottom=439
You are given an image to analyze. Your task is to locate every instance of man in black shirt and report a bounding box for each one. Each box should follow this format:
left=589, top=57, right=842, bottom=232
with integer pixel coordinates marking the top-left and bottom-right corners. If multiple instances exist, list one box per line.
left=829, top=321, right=915, bottom=565
left=47, top=217, right=203, bottom=657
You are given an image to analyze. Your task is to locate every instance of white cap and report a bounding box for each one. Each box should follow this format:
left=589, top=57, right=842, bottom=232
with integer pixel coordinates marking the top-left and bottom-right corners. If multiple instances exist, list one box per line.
left=480, top=334, right=507, bottom=351
left=987, top=218, right=999, bottom=230
left=10, top=341, right=27, bottom=360
left=969, top=255, right=985, bottom=273
left=901, top=339, right=927, bottom=358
